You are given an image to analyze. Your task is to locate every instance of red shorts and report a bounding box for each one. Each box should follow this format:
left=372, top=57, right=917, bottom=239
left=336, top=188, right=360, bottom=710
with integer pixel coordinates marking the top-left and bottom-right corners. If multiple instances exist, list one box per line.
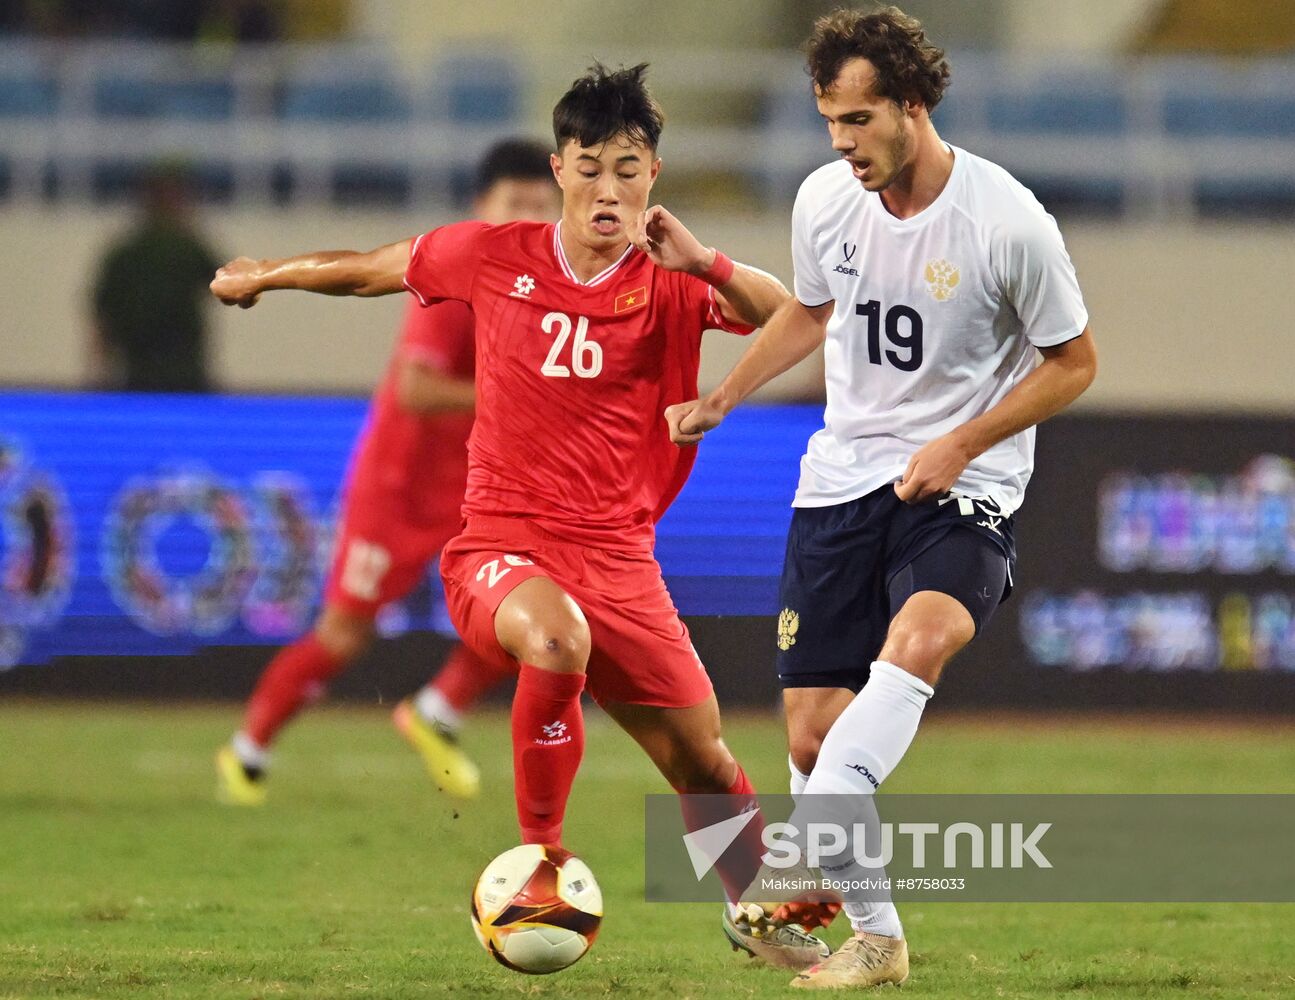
left=440, top=516, right=713, bottom=709
left=324, top=486, right=460, bottom=618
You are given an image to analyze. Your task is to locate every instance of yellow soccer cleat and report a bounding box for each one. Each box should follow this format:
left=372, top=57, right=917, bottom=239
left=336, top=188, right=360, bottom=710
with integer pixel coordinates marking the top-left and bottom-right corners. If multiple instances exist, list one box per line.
left=215, top=744, right=267, bottom=807
left=790, top=933, right=909, bottom=989
left=392, top=699, right=480, bottom=799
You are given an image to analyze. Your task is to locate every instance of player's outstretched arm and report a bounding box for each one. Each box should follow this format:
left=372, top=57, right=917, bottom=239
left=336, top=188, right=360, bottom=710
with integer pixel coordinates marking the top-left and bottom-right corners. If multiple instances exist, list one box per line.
left=665, top=296, right=833, bottom=445
left=210, top=239, right=414, bottom=308
left=894, top=328, right=1098, bottom=503
left=628, top=205, right=787, bottom=327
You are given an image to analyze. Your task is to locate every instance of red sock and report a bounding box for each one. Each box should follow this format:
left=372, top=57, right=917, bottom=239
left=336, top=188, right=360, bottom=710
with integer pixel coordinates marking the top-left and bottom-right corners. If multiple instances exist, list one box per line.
left=431, top=643, right=516, bottom=713
left=676, top=764, right=767, bottom=904
left=242, top=634, right=348, bottom=747
left=510, top=664, right=585, bottom=845
left=772, top=899, right=843, bottom=931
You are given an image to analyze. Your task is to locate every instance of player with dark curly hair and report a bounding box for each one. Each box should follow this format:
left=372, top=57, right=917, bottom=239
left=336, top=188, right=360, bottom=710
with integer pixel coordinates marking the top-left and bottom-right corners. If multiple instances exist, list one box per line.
left=669, top=7, right=1097, bottom=987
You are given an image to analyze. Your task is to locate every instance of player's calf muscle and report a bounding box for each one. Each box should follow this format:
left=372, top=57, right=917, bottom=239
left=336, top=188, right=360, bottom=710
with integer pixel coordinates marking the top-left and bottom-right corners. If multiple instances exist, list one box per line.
left=660, top=734, right=736, bottom=792
left=788, top=729, right=827, bottom=776
left=787, top=714, right=842, bottom=774
left=673, top=756, right=737, bottom=793
left=785, top=687, right=862, bottom=773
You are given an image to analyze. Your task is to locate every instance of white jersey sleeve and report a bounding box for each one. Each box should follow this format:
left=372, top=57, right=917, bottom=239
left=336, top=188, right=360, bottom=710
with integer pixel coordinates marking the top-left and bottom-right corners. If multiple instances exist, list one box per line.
left=990, top=202, right=1088, bottom=348
left=791, top=174, right=833, bottom=307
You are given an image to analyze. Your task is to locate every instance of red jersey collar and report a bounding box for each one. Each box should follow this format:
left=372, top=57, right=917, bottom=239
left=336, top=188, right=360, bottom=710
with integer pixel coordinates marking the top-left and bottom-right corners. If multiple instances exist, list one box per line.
left=552, top=221, right=637, bottom=288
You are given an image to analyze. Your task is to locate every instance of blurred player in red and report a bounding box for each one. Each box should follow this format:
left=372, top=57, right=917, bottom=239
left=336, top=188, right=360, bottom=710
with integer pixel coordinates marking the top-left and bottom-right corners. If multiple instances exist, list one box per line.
left=212, top=64, right=835, bottom=969
left=216, top=139, right=561, bottom=807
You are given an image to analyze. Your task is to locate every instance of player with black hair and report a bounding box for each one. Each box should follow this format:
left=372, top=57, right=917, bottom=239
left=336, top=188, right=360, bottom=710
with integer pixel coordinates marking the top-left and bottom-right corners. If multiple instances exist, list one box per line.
left=473, top=137, right=556, bottom=206
left=213, top=64, right=830, bottom=967
left=216, top=138, right=559, bottom=807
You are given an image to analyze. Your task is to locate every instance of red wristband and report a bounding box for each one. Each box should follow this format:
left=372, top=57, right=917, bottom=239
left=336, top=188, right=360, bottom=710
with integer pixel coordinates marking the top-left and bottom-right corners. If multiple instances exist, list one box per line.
left=698, top=248, right=735, bottom=286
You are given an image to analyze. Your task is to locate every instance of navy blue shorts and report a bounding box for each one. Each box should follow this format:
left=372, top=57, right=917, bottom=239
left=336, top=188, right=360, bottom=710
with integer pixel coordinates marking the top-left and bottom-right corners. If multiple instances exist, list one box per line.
left=776, top=484, right=1016, bottom=692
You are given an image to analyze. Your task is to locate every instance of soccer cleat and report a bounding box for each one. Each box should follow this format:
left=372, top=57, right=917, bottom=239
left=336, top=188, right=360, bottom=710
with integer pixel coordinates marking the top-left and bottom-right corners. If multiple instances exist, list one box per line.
left=773, top=899, right=844, bottom=932
left=392, top=698, right=480, bottom=799
left=215, top=744, right=267, bottom=806
left=723, top=904, right=830, bottom=971
left=790, top=933, right=909, bottom=990
left=739, top=860, right=843, bottom=935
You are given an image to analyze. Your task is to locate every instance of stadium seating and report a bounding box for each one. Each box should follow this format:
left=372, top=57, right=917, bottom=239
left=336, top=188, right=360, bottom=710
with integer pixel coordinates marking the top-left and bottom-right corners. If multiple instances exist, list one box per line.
left=0, top=74, right=56, bottom=116
left=1161, top=63, right=1295, bottom=138
left=278, top=76, right=412, bottom=123
left=0, top=41, right=1291, bottom=215
left=436, top=54, right=520, bottom=124
left=93, top=77, right=234, bottom=120
left=987, top=85, right=1126, bottom=136
left=90, top=159, right=236, bottom=202
left=1165, top=96, right=1295, bottom=138
left=0, top=46, right=57, bottom=117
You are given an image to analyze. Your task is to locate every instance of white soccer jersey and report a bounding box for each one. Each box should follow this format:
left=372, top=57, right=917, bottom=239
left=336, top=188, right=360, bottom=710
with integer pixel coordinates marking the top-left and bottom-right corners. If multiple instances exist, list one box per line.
left=790, top=145, right=1088, bottom=516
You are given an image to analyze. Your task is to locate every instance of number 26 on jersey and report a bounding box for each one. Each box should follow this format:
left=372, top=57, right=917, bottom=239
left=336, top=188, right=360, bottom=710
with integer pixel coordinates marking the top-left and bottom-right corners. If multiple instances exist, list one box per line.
left=541, top=311, right=603, bottom=378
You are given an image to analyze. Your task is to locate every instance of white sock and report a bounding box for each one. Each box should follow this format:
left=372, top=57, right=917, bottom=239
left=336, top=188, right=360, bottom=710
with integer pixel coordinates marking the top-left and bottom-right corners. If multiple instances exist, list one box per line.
left=414, top=685, right=461, bottom=731
left=789, top=754, right=811, bottom=796
left=802, top=661, right=933, bottom=940
left=802, top=661, right=933, bottom=797
left=845, top=900, right=904, bottom=938
left=232, top=731, right=270, bottom=771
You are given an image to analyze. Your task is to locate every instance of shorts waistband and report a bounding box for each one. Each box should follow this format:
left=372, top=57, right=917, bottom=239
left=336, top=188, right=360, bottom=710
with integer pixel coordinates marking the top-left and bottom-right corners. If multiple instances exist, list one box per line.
left=461, top=514, right=656, bottom=555
left=461, top=514, right=596, bottom=549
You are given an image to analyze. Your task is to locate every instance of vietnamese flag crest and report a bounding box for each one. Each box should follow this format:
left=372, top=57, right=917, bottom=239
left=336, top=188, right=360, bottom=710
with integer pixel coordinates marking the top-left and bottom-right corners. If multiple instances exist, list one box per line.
left=614, top=286, right=648, bottom=314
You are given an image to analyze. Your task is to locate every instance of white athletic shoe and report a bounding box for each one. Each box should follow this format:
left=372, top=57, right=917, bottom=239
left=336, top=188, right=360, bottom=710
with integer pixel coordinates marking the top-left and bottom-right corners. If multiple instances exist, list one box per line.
left=790, top=932, right=909, bottom=989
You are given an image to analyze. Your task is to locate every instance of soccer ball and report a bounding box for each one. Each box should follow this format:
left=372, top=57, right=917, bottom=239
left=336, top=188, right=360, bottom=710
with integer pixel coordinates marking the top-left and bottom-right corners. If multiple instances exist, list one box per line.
left=470, top=844, right=603, bottom=974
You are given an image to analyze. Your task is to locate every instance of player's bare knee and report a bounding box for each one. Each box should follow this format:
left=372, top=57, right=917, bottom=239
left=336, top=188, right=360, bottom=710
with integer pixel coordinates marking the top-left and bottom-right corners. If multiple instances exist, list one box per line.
left=519, top=619, right=590, bottom=673
left=495, top=580, right=591, bottom=671
left=880, top=621, right=969, bottom=682
left=314, top=609, right=373, bottom=662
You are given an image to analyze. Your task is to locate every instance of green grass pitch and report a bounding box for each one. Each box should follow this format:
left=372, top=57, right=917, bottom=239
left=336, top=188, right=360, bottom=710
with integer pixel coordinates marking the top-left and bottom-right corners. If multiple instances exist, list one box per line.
left=0, top=701, right=1291, bottom=998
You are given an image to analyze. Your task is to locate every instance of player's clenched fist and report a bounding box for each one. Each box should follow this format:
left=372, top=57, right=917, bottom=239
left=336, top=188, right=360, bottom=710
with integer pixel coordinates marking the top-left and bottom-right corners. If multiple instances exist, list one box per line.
left=628, top=205, right=711, bottom=275
left=893, top=432, right=976, bottom=504
left=665, top=397, right=725, bottom=446
left=210, top=257, right=264, bottom=308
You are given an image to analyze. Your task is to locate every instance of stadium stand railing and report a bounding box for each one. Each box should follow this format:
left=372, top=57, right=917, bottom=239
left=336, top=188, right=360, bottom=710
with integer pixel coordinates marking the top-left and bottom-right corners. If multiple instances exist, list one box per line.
left=1, top=40, right=1292, bottom=216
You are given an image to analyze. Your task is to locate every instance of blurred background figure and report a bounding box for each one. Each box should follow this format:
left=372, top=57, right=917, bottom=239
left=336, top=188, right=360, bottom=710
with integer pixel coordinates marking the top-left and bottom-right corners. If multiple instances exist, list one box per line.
left=89, top=162, right=220, bottom=392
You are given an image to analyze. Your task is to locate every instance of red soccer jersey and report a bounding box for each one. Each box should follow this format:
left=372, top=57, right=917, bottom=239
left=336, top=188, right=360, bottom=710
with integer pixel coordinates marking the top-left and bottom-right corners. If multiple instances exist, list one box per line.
left=404, top=220, right=752, bottom=551
left=346, top=297, right=476, bottom=527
